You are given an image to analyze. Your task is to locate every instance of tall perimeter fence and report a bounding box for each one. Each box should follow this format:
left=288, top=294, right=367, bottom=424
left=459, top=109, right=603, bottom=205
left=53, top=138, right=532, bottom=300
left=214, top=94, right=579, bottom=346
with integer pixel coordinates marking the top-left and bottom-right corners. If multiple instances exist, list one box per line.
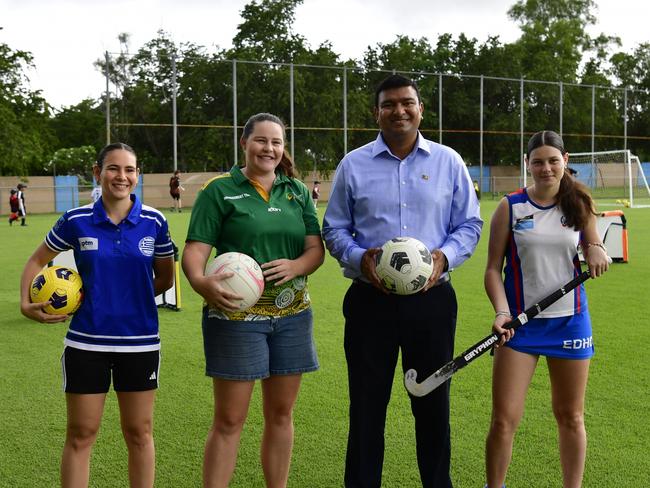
left=101, top=53, right=650, bottom=196
left=8, top=54, right=647, bottom=215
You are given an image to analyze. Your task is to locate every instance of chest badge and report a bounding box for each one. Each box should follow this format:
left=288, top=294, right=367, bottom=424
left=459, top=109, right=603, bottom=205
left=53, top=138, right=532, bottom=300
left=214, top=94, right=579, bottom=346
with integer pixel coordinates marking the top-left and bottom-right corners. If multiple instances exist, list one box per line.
left=138, top=236, right=155, bottom=256
left=78, top=237, right=98, bottom=251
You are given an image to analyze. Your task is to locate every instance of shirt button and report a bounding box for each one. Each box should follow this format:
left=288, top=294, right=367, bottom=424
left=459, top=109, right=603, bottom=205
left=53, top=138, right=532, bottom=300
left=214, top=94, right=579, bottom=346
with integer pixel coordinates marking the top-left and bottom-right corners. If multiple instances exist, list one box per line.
left=402, top=225, right=407, bottom=230
left=116, top=240, right=121, bottom=244
left=402, top=203, right=407, bottom=207
left=401, top=181, right=406, bottom=185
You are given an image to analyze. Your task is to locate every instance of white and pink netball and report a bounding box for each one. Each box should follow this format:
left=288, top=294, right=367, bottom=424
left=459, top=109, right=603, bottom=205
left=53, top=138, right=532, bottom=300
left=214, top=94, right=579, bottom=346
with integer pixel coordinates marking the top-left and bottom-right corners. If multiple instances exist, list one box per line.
left=205, top=252, right=265, bottom=311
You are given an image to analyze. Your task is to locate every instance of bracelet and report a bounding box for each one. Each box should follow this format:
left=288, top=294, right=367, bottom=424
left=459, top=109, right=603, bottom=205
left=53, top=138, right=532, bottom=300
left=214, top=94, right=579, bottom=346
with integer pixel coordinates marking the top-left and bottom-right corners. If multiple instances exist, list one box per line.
left=495, top=311, right=512, bottom=318
left=586, top=242, right=607, bottom=253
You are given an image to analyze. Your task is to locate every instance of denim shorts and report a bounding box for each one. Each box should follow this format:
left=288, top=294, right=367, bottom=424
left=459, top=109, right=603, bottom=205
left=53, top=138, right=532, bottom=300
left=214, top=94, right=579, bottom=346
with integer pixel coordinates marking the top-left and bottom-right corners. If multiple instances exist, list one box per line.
left=202, top=307, right=319, bottom=380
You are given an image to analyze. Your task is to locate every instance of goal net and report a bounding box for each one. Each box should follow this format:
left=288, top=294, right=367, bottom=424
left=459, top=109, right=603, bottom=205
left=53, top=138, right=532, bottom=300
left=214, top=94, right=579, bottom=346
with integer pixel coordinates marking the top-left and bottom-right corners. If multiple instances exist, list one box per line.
left=567, top=150, right=650, bottom=208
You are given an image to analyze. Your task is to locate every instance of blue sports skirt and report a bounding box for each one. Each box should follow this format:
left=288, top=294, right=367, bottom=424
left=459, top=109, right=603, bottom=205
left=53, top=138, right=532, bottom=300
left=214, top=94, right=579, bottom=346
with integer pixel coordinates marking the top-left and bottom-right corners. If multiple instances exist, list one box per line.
left=506, top=311, right=594, bottom=359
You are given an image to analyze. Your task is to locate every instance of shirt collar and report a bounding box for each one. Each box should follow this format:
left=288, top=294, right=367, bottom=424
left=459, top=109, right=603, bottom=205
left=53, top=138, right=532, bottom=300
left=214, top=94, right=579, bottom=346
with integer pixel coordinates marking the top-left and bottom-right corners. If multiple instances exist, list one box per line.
left=371, top=131, right=431, bottom=160
left=231, top=164, right=291, bottom=187
left=93, top=194, right=141, bottom=225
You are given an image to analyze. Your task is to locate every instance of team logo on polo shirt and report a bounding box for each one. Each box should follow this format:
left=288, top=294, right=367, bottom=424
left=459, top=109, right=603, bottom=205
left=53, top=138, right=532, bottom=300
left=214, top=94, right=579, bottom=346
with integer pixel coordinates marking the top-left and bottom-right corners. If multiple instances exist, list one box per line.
left=286, top=192, right=304, bottom=202
left=138, top=236, right=155, bottom=256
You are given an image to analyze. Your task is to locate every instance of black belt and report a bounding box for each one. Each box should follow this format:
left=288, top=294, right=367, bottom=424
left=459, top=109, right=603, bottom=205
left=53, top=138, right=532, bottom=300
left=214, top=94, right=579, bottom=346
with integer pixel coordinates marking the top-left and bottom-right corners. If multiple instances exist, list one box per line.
left=354, top=273, right=450, bottom=288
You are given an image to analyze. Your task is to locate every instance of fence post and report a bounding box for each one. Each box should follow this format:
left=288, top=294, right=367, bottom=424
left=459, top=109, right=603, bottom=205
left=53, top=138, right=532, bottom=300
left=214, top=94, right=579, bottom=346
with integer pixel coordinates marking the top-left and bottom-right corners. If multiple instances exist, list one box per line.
left=105, top=51, right=111, bottom=145
left=438, top=74, right=443, bottom=144
left=623, top=87, right=627, bottom=151
left=343, top=66, right=348, bottom=156
left=290, top=63, right=295, bottom=160
left=559, top=81, right=563, bottom=136
left=172, top=53, right=178, bottom=172
left=478, top=75, right=483, bottom=192
left=592, top=85, right=596, bottom=187
left=233, top=59, right=238, bottom=167
left=520, top=78, right=525, bottom=187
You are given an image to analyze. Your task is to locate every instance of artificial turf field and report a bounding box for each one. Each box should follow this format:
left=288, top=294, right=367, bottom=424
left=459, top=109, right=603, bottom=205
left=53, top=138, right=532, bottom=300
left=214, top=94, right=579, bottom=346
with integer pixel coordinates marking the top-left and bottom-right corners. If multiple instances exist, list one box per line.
left=0, top=199, right=648, bottom=487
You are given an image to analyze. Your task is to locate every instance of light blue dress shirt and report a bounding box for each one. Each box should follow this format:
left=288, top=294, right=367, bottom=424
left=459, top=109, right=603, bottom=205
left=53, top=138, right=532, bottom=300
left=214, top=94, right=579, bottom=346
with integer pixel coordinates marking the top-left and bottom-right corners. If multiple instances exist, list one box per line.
left=322, top=132, right=483, bottom=280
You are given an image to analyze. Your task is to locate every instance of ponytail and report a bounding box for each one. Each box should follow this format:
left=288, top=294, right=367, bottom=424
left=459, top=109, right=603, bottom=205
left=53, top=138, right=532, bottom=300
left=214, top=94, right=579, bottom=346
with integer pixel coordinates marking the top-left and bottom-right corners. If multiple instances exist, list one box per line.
left=557, top=169, right=596, bottom=231
left=278, top=149, right=295, bottom=178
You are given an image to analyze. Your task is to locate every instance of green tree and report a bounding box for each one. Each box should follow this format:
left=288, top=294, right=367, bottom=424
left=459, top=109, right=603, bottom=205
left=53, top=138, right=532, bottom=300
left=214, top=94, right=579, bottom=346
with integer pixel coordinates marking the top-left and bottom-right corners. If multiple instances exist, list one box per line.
left=232, top=0, right=306, bottom=63
left=51, top=99, right=105, bottom=151
left=0, top=42, right=56, bottom=175
left=49, top=145, right=97, bottom=182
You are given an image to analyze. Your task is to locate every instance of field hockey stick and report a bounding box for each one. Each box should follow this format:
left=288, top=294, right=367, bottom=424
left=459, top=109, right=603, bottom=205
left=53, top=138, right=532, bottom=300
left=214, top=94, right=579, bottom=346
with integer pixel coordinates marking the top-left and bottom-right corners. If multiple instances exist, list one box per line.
left=404, top=270, right=592, bottom=397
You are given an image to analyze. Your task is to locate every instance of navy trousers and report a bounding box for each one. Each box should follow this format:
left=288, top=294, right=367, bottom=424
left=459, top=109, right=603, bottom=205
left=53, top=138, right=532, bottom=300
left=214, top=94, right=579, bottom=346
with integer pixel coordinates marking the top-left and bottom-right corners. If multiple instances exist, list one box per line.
left=342, top=280, right=457, bottom=488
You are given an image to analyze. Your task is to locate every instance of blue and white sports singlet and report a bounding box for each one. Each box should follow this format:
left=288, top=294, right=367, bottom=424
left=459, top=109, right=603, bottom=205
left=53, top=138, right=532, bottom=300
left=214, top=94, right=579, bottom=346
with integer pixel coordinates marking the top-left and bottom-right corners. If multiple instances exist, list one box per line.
left=503, top=189, right=593, bottom=359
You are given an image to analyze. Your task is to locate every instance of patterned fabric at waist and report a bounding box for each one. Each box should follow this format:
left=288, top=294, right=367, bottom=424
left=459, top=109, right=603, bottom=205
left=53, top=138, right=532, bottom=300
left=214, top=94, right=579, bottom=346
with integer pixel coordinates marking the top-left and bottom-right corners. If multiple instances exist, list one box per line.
left=208, top=276, right=311, bottom=321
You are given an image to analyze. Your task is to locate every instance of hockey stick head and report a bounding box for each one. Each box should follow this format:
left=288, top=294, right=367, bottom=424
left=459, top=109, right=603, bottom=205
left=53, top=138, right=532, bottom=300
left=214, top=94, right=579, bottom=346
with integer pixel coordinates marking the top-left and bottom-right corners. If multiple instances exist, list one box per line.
left=404, top=368, right=449, bottom=397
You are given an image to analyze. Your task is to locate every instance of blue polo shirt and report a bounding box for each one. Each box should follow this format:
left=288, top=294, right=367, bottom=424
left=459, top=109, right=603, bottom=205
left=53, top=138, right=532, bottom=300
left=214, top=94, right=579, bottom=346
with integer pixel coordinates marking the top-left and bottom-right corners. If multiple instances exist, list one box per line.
left=45, top=195, right=174, bottom=352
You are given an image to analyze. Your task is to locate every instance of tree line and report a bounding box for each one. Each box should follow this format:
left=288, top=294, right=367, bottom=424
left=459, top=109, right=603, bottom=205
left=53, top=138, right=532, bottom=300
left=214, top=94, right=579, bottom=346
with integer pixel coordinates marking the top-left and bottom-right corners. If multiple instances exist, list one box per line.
left=2, top=0, right=650, bottom=179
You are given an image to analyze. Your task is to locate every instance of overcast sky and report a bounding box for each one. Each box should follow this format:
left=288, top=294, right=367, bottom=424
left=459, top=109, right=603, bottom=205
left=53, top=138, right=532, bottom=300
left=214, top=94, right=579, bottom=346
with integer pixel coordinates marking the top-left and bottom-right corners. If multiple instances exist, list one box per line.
left=1, top=0, right=648, bottom=109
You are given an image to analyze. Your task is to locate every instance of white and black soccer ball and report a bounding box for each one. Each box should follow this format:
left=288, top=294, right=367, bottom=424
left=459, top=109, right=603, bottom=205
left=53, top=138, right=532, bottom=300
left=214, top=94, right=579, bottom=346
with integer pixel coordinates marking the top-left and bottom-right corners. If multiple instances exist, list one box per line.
left=375, top=237, right=433, bottom=295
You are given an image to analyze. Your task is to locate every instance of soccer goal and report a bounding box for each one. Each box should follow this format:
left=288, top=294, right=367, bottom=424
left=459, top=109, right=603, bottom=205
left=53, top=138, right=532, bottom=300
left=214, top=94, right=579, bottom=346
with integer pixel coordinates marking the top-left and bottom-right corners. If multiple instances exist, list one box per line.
left=567, top=150, right=650, bottom=208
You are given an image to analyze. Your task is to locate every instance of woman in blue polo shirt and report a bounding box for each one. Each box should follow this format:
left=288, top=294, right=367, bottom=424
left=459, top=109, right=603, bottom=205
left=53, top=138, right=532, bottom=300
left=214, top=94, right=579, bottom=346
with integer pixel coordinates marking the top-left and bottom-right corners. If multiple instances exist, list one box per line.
left=183, top=113, right=324, bottom=487
left=20, top=142, right=175, bottom=487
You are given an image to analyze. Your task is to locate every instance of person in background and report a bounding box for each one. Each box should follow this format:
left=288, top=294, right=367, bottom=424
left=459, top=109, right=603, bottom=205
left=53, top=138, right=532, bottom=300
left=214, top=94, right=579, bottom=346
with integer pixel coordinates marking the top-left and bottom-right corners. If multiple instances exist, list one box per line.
left=169, top=169, right=185, bottom=212
left=9, top=188, right=20, bottom=225
left=322, top=74, right=482, bottom=488
left=19, top=142, right=175, bottom=488
left=483, top=130, right=610, bottom=488
left=312, top=180, right=321, bottom=208
left=182, top=113, right=324, bottom=488
left=16, top=183, right=27, bottom=226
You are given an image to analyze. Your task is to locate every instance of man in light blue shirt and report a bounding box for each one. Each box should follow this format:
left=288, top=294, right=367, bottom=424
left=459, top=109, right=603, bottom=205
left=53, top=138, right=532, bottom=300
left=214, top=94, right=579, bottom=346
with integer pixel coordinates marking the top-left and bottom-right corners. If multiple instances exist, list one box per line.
left=323, top=74, right=482, bottom=488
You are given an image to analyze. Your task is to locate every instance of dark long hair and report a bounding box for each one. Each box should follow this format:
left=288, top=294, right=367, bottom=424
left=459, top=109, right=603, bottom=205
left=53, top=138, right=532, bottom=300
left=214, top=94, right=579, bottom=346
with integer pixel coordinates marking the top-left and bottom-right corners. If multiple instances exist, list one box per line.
left=96, top=142, right=136, bottom=168
left=526, top=130, right=595, bottom=230
left=241, top=113, right=295, bottom=178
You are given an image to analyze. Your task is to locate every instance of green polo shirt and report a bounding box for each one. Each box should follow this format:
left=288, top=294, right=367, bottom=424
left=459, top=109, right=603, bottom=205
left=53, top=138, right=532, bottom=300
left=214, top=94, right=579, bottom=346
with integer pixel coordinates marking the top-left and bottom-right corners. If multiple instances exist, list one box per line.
left=187, top=165, right=321, bottom=319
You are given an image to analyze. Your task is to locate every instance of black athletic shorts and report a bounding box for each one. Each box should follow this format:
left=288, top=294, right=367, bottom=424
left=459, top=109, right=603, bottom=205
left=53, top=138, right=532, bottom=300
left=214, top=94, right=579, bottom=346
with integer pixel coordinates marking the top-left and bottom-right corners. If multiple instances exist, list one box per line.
left=61, top=347, right=160, bottom=394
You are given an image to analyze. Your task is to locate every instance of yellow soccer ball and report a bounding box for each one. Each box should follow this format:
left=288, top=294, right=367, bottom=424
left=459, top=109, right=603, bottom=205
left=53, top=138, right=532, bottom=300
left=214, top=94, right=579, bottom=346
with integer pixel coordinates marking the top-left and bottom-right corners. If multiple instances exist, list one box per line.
left=30, top=266, right=84, bottom=315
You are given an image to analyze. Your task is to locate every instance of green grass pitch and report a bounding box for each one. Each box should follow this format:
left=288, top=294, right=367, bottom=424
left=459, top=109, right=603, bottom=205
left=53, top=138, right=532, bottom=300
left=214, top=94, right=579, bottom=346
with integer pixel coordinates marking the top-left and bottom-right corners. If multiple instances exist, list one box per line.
left=0, top=200, right=648, bottom=487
